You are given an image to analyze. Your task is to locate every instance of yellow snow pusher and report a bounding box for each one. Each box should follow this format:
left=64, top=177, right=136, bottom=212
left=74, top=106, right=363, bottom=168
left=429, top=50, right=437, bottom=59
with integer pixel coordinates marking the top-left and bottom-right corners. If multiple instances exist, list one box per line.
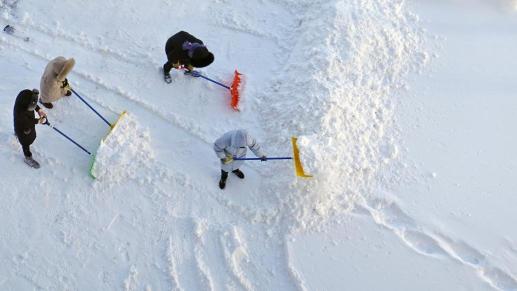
left=233, top=136, right=312, bottom=178
left=43, top=108, right=127, bottom=179
left=88, top=110, right=127, bottom=178
left=64, top=88, right=129, bottom=179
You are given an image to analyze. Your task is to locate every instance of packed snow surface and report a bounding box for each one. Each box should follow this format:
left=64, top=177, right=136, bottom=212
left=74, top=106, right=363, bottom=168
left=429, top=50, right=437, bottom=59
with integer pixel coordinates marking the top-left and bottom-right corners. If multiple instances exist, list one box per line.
left=1, top=0, right=516, bottom=290
left=91, top=113, right=154, bottom=184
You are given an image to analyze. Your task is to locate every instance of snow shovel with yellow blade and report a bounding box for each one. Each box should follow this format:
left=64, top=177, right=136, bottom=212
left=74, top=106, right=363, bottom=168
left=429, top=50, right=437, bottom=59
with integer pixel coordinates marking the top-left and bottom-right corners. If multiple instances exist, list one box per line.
left=67, top=88, right=128, bottom=179
left=88, top=110, right=128, bottom=179
left=233, top=137, right=312, bottom=178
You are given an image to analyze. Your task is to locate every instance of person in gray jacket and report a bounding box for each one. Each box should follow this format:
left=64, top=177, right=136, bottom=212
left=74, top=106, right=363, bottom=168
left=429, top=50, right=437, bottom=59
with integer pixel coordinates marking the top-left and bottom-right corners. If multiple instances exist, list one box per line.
left=213, top=129, right=267, bottom=189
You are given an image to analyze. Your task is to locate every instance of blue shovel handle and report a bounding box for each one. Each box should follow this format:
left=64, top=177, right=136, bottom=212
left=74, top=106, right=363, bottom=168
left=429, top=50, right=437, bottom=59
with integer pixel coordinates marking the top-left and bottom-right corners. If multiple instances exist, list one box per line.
left=233, top=157, right=292, bottom=161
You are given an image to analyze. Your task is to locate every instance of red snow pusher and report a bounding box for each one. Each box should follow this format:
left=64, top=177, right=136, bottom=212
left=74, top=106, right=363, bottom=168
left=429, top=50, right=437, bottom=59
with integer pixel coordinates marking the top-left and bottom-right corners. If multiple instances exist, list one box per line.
left=184, top=69, right=243, bottom=111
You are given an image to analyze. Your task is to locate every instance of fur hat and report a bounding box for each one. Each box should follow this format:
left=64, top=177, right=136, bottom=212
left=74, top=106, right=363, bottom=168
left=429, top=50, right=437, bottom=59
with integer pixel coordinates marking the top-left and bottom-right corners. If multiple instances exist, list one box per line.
left=53, top=57, right=76, bottom=81
left=191, top=47, right=214, bottom=68
left=15, top=89, right=38, bottom=111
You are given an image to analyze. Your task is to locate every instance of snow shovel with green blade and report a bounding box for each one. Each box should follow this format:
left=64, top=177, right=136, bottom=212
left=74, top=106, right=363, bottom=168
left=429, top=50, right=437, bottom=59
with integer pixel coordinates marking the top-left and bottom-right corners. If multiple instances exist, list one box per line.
left=88, top=111, right=128, bottom=179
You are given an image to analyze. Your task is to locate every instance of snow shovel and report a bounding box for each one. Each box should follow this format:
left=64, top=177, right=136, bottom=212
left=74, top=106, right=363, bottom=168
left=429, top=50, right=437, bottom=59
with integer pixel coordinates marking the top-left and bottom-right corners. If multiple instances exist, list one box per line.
left=184, top=69, right=243, bottom=111
left=88, top=110, right=128, bottom=179
left=69, top=87, right=128, bottom=178
left=45, top=119, right=99, bottom=179
left=233, top=137, right=312, bottom=178
left=71, top=88, right=112, bottom=127
left=45, top=120, right=92, bottom=155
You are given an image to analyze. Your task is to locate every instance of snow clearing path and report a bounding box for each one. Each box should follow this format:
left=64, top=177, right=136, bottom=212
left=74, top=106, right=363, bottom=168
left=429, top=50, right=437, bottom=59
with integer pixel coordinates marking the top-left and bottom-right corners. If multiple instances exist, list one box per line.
left=1, top=0, right=516, bottom=290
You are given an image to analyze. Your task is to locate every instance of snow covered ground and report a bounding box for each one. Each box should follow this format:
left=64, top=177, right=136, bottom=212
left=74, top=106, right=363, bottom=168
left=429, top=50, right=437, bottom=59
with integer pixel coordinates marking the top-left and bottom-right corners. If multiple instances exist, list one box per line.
left=0, top=0, right=516, bottom=290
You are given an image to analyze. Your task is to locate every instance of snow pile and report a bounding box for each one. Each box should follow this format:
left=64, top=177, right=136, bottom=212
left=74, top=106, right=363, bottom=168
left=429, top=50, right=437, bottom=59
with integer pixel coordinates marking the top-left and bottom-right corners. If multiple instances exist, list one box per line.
left=258, top=0, right=429, bottom=230
left=90, top=113, right=154, bottom=184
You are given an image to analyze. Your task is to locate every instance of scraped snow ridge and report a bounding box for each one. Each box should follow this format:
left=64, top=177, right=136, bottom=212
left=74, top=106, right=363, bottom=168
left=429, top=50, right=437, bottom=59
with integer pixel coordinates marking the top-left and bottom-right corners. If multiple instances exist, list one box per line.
left=91, top=113, right=154, bottom=184
left=258, top=0, right=428, bottom=230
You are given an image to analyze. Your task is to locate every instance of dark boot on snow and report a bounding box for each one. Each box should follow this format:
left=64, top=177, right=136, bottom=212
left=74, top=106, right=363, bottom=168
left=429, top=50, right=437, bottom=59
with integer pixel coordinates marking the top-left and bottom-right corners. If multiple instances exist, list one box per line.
left=219, top=170, right=228, bottom=189
left=164, top=72, right=172, bottom=84
left=24, top=156, right=40, bottom=169
left=232, top=169, right=245, bottom=179
left=40, top=101, right=53, bottom=109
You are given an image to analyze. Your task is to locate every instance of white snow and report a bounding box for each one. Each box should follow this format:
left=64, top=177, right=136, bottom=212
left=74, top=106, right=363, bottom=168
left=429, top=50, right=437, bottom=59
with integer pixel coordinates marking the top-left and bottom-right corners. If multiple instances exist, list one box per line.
left=91, top=113, right=154, bottom=184
left=1, top=0, right=516, bottom=290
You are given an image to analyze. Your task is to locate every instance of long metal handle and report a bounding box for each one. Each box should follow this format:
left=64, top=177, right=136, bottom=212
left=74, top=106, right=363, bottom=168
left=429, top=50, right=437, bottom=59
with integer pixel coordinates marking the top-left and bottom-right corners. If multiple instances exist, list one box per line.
left=71, top=88, right=112, bottom=127
left=233, top=157, right=292, bottom=161
left=46, top=122, right=91, bottom=155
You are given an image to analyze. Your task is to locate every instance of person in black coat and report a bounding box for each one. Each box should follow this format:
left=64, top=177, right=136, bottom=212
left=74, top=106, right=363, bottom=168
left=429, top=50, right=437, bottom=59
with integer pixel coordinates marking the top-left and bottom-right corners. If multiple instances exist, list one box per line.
left=13, top=89, right=47, bottom=168
left=162, top=31, right=214, bottom=83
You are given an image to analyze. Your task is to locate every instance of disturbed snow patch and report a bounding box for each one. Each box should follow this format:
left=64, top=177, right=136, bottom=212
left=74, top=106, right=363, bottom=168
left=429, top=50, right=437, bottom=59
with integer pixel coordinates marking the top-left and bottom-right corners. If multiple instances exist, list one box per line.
left=91, top=113, right=154, bottom=184
left=256, top=0, right=429, bottom=231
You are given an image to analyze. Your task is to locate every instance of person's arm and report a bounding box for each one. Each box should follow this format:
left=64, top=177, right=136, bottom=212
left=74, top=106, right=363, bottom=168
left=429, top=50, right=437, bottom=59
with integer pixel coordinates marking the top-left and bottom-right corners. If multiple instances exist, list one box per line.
left=247, top=134, right=265, bottom=158
left=214, top=136, right=229, bottom=159
left=36, top=106, right=47, bottom=119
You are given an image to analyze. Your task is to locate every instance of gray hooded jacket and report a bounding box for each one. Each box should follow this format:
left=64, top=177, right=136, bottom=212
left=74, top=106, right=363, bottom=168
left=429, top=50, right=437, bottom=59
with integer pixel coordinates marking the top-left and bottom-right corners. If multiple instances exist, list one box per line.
left=213, top=129, right=264, bottom=172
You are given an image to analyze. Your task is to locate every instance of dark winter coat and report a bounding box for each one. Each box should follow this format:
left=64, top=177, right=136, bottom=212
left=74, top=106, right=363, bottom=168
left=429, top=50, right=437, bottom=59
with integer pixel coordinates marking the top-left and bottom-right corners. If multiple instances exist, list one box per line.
left=165, top=31, right=213, bottom=68
left=13, top=90, right=40, bottom=145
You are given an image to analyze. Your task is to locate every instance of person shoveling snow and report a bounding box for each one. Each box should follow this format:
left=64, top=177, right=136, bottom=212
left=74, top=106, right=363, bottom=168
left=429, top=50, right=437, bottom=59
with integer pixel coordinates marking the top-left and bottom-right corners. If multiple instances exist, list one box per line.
left=13, top=89, right=47, bottom=169
left=162, top=31, right=243, bottom=110
left=162, top=31, right=214, bottom=84
left=213, top=129, right=267, bottom=189
left=39, top=56, right=75, bottom=109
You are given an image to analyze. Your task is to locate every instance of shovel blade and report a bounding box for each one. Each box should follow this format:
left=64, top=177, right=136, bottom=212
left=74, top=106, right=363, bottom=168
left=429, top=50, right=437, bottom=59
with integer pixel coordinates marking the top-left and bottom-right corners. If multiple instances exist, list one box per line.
left=291, top=136, right=312, bottom=178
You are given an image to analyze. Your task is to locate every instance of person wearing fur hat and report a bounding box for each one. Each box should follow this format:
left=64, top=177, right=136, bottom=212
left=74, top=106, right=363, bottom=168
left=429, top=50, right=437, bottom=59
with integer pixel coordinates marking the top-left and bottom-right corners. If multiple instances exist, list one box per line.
left=13, top=89, right=48, bottom=169
left=213, top=129, right=267, bottom=189
left=162, top=31, right=214, bottom=83
left=39, top=56, right=75, bottom=109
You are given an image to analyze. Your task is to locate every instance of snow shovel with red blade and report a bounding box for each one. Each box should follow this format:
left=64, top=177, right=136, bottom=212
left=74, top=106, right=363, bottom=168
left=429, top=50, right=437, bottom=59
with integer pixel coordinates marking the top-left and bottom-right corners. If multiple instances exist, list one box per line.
left=184, top=69, right=243, bottom=111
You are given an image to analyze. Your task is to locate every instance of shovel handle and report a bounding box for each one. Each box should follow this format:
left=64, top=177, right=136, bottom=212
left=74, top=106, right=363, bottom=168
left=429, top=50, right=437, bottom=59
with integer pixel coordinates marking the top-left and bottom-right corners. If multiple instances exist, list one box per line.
left=233, top=157, right=292, bottom=161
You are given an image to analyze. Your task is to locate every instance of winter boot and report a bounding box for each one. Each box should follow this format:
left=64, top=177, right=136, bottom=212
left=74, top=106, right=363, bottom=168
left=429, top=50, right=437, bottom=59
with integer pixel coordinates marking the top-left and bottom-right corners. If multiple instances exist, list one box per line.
left=24, top=156, right=40, bottom=169
left=219, top=170, right=228, bottom=189
left=232, top=169, right=245, bottom=179
left=164, top=72, right=172, bottom=84
left=40, top=101, right=53, bottom=109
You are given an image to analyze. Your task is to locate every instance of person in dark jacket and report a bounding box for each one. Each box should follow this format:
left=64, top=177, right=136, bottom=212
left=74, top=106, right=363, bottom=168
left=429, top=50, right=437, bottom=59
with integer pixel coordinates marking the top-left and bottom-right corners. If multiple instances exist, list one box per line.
left=13, top=89, right=47, bottom=168
left=162, top=31, right=214, bottom=83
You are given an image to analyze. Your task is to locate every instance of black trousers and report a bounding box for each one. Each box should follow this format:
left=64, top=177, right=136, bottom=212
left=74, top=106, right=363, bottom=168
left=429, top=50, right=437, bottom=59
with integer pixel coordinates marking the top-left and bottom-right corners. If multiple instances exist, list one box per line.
left=16, top=135, right=33, bottom=157
left=163, top=61, right=174, bottom=75
left=221, top=170, right=228, bottom=180
left=21, top=143, right=32, bottom=157
left=221, top=169, right=241, bottom=180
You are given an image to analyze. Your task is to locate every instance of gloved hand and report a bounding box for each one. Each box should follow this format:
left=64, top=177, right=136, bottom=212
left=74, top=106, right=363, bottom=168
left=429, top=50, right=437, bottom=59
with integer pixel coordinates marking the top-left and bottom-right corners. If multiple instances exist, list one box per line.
left=221, top=155, right=234, bottom=165
left=172, top=61, right=181, bottom=69
left=65, top=90, right=72, bottom=96
left=184, top=69, right=201, bottom=77
left=61, top=78, right=69, bottom=89
left=38, top=117, right=47, bottom=124
left=189, top=70, right=201, bottom=77
left=260, top=156, right=267, bottom=161
left=37, top=109, right=46, bottom=118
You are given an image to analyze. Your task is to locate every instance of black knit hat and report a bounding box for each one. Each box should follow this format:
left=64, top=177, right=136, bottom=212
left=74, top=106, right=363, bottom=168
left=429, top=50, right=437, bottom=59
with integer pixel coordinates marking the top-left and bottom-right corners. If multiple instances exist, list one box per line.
left=191, top=47, right=214, bottom=68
